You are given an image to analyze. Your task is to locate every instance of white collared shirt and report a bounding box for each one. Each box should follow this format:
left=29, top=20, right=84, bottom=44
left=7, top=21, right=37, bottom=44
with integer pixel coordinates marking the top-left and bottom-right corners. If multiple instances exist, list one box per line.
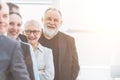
left=29, top=44, right=40, bottom=80
left=34, top=43, right=46, bottom=70
left=34, top=43, right=54, bottom=80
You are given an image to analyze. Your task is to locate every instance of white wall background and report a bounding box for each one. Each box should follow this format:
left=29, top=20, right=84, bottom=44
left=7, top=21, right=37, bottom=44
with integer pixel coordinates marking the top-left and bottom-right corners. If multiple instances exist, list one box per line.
left=59, top=0, right=120, bottom=80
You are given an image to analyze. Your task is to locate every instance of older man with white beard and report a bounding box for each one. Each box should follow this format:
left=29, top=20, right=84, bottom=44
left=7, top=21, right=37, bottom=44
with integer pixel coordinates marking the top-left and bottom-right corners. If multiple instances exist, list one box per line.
left=39, top=8, right=80, bottom=80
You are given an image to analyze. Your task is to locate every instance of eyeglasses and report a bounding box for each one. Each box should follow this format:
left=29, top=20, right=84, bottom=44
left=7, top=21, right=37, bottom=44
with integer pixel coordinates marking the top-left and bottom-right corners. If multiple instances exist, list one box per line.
left=24, top=30, right=40, bottom=35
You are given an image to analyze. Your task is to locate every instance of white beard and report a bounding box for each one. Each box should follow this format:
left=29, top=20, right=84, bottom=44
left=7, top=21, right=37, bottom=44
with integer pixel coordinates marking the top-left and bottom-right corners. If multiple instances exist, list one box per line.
left=43, top=26, right=58, bottom=37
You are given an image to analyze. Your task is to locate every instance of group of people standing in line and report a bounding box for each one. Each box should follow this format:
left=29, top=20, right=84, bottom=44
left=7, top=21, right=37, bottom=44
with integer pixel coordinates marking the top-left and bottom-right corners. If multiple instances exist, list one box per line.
left=0, top=1, right=80, bottom=80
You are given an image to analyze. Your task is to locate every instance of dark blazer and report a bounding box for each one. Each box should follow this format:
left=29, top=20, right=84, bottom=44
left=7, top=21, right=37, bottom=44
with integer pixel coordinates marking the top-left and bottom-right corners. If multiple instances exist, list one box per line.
left=18, top=34, right=27, bottom=42
left=7, top=41, right=36, bottom=80
left=40, top=32, right=80, bottom=80
left=20, top=42, right=35, bottom=80
left=0, top=35, right=30, bottom=80
left=57, top=32, right=80, bottom=80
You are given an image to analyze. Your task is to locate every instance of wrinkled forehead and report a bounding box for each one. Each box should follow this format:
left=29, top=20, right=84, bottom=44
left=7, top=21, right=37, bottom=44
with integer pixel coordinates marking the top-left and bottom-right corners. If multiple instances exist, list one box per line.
left=46, top=9, right=61, bottom=17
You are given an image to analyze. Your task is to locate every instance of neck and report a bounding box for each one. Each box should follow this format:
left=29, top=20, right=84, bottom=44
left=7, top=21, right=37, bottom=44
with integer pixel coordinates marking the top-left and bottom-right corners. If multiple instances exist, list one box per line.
left=8, top=34, right=17, bottom=39
left=43, top=33, right=54, bottom=40
left=32, top=42, right=39, bottom=50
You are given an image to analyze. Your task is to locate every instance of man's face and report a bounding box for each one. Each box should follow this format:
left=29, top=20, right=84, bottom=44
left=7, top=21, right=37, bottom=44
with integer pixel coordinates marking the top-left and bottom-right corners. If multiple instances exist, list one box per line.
left=42, top=10, right=62, bottom=38
left=8, top=13, right=22, bottom=39
left=0, top=3, right=9, bottom=35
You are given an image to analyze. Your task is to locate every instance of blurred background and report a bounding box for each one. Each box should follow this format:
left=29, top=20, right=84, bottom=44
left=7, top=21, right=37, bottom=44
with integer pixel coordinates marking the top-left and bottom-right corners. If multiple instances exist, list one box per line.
left=5, top=0, right=120, bottom=80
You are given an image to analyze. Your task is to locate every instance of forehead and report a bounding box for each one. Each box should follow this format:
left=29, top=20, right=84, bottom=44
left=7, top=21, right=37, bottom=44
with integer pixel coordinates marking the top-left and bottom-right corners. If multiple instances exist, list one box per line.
left=25, top=25, right=40, bottom=30
left=10, top=14, right=21, bottom=20
left=45, top=10, right=61, bottom=18
left=0, top=3, right=9, bottom=14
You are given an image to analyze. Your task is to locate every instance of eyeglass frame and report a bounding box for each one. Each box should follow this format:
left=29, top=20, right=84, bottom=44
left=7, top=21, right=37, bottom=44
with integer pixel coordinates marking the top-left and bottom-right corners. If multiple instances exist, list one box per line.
left=24, top=30, right=41, bottom=35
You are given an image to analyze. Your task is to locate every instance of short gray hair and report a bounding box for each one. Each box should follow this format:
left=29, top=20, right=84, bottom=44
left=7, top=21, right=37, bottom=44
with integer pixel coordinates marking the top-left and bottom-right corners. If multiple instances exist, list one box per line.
left=44, top=7, right=62, bottom=18
left=24, top=20, right=42, bottom=31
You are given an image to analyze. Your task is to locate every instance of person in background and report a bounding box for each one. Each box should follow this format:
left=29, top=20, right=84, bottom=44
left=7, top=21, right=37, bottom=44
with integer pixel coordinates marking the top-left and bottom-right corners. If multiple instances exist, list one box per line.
left=7, top=12, right=39, bottom=80
left=39, top=8, right=80, bottom=80
left=7, top=2, right=27, bottom=42
left=0, top=1, right=30, bottom=80
left=7, top=2, right=19, bottom=13
left=24, top=20, right=54, bottom=80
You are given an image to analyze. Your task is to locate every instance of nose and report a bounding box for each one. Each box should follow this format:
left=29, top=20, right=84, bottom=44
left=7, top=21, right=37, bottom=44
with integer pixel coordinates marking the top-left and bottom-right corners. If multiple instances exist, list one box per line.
left=13, top=25, right=18, bottom=30
left=0, top=16, right=4, bottom=21
left=49, top=20, right=55, bottom=24
left=29, top=32, right=35, bottom=36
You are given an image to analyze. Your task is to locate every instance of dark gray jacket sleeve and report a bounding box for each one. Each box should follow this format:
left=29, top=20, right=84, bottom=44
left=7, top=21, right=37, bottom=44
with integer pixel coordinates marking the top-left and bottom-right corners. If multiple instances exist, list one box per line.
left=10, top=42, right=30, bottom=80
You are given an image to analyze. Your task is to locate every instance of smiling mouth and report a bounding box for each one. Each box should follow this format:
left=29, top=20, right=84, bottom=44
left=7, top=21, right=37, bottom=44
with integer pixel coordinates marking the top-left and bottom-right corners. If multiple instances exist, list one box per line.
left=11, top=31, right=18, bottom=35
left=47, top=26, right=55, bottom=29
left=28, top=37, right=36, bottom=40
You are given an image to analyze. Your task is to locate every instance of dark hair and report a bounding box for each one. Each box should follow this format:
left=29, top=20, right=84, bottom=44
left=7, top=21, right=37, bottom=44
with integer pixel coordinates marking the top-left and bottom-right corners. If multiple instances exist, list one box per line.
left=9, top=12, right=22, bottom=18
left=7, top=2, right=19, bottom=12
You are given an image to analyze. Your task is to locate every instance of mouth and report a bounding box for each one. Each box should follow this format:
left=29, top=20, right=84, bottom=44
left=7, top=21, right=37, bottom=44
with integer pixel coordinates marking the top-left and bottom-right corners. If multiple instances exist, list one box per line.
left=47, top=25, right=55, bottom=29
left=10, top=31, right=18, bottom=35
left=28, top=37, right=36, bottom=41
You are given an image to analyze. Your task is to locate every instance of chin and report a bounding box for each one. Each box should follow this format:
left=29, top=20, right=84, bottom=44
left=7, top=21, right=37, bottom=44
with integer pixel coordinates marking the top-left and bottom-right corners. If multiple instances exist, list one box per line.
left=46, top=30, right=57, bottom=36
left=30, top=41, right=35, bottom=44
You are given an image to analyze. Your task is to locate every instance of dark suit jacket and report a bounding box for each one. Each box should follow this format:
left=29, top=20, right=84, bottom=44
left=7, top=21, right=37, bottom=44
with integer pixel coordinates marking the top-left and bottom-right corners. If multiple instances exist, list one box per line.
left=40, top=32, right=80, bottom=80
left=21, top=42, right=35, bottom=80
left=18, top=34, right=27, bottom=42
left=8, top=41, right=36, bottom=80
left=57, top=32, right=79, bottom=80
left=0, top=35, right=30, bottom=80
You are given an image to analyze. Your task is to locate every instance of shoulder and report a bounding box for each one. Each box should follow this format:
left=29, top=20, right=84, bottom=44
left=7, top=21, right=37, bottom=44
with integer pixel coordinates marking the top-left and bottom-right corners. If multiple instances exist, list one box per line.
left=18, top=34, right=27, bottom=42
left=40, top=45, right=53, bottom=59
left=0, top=35, right=20, bottom=46
left=20, top=42, right=32, bottom=52
left=58, top=31, right=75, bottom=41
left=0, top=35, right=21, bottom=56
left=39, top=44, right=52, bottom=54
left=1, top=35, right=15, bottom=42
left=41, top=44, right=52, bottom=52
left=21, top=41, right=30, bottom=47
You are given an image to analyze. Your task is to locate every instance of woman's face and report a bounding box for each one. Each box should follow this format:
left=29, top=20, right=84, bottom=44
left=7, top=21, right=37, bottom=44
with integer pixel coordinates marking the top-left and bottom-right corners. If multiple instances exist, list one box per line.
left=24, top=25, right=41, bottom=46
left=8, top=13, right=22, bottom=39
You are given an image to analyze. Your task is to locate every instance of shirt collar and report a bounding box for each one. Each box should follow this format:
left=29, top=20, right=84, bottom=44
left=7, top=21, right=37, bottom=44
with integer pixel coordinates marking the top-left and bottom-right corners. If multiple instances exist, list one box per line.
left=36, top=43, right=43, bottom=52
left=3, top=32, right=7, bottom=36
left=16, top=37, right=21, bottom=42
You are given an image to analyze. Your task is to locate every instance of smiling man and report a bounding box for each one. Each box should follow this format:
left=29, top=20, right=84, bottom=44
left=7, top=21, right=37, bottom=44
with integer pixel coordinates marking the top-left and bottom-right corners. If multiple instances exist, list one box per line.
left=39, top=8, right=80, bottom=80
